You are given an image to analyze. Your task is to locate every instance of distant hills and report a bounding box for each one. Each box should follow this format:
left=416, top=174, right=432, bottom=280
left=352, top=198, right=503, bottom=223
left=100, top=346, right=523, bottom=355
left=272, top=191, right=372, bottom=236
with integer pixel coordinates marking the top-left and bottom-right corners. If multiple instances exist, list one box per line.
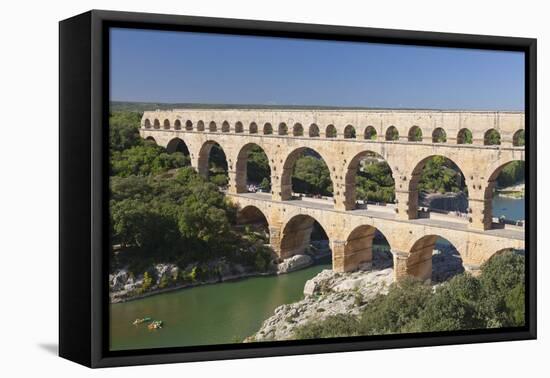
left=110, top=101, right=395, bottom=112
left=110, top=101, right=522, bottom=113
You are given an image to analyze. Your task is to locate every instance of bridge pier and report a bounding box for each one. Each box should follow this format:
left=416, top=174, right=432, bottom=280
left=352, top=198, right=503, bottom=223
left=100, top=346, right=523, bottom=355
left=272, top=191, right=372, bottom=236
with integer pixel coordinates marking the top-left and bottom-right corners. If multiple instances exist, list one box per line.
left=468, top=198, right=493, bottom=230
left=269, top=223, right=283, bottom=258
left=395, top=189, right=418, bottom=220
left=392, top=250, right=409, bottom=282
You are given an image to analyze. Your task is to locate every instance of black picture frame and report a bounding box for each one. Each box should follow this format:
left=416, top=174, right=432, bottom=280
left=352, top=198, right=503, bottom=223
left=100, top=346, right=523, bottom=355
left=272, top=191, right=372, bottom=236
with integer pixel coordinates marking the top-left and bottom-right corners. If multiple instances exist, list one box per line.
left=59, top=9, right=537, bottom=368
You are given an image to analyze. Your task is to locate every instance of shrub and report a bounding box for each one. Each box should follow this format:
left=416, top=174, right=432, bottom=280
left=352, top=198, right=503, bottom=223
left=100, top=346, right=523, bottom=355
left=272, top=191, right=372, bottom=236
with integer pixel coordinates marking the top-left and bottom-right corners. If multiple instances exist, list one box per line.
left=479, top=251, right=525, bottom=327
left=293, top=314, right=360, bottom=340
left=358, top=278, right=432, bottom=335
left=411, top=274, right=484, bottom=332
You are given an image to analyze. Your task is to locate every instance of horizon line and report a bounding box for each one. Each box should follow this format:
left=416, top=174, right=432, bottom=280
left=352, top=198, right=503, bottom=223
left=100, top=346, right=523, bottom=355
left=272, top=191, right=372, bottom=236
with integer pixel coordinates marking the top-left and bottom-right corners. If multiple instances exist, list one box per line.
left=110, top=100, right=524, bottom=113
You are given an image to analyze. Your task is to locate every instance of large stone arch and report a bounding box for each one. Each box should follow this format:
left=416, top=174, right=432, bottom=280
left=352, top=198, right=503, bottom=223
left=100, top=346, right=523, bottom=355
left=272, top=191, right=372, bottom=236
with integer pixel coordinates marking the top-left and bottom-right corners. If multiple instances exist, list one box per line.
left=480, top=158, right=525, bottom=227
left=234, top=142, right=272, bottom=193
left=279, top=213, right=331, bottom=260
left=341, top=225, right=393, bottom=272
left=402, top=234, right=464, bottom=282
left=342, top=150, right=395, bottom=210
left=166, top=137, right=190, bottom=156
left=278, top=146, right=336, bottom=204
left=405, top=155, right=468, bottom=220
left=236, top=205, right=271, bottom=234
left=197, top=140, right=229, bottom=178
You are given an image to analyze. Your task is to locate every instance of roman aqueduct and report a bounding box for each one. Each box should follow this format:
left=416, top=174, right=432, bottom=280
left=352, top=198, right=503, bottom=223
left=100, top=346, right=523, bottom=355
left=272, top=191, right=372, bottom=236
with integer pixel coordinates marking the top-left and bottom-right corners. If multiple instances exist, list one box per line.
left=140, top=108, right=526, bottom=281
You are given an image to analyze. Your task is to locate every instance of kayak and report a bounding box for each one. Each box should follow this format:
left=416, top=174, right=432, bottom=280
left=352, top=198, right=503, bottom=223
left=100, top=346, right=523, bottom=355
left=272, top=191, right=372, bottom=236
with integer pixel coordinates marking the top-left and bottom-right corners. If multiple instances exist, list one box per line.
left=132, top=317, right=151, bottom=325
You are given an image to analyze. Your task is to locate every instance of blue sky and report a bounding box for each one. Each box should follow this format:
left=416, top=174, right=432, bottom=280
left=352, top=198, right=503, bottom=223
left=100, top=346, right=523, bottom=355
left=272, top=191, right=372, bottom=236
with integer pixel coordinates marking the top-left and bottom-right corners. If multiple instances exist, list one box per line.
left=110, top=28, right=524, bottom=110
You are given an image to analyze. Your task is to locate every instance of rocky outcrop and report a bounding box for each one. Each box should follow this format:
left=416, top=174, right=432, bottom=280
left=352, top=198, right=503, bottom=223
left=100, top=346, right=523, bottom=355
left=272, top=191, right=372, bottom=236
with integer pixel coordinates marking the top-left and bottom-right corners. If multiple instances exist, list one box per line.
left=247, top=267, right=393, bottom=342
left=247, top=245, right=465, bottom=342
left=277, top=254, right=313, bottom=274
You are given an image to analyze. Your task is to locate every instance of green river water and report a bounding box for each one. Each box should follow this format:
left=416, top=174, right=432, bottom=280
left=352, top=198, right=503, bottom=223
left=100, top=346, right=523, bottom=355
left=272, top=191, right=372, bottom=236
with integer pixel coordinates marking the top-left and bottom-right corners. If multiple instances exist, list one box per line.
left=110, top=263, right=330, bottom=351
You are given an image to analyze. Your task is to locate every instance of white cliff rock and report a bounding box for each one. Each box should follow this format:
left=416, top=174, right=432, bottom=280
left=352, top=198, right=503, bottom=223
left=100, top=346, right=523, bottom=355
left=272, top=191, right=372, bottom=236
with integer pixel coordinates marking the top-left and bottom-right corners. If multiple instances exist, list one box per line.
left=277, top=254, right=313, bottom=274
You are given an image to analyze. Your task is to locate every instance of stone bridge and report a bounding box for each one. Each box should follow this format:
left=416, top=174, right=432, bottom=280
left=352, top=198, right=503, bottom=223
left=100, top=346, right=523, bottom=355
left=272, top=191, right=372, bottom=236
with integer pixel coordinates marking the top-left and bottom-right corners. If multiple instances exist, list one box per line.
left=139, top=108, right=525, bottom=281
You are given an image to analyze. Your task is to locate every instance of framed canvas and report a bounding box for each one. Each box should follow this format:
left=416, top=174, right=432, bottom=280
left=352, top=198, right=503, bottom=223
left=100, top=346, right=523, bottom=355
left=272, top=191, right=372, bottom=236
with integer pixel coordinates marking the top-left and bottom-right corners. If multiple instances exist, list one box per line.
left=59, top=10, right=536, bottom=368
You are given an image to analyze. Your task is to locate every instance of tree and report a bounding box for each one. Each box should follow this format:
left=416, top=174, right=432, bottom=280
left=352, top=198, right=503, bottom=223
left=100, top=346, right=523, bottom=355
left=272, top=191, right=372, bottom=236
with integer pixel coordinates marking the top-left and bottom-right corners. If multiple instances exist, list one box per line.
left=478, top=250, right=525, bottom=327
left=496, top=161, right=525, bottom=188
left=411, top=274, right=484, bottom=332
left=142, top=271, right=154, bottom=291
left=292, top=155, right=333, bottom=196
left=259, top=177, right=271, bottom=192
left=418, top=156, right=466, bottom=194
left=111, top=144, right=187, bottom=177
left=109, top=111, right=143, bottom=151
left=356, top=160, right=395, bottom=203
left=247, top=146, right=271, bottom=184
left=358, top=278, right=432, bottom=335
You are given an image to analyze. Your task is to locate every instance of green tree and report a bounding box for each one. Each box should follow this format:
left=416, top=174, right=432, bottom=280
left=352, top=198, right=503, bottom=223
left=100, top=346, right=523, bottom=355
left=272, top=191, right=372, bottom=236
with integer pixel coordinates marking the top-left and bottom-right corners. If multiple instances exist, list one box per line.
left=496, top=161, right=525, bottom=188
left=247, top=146, right=271, bottom=184
left=356, top=160, right=395, bottom=203
left=292, top=155, right=333, bottom=196
left=111, top=144, right=187, bottom=177
left=109, top=111, right=143, bottom=151
left=478, top=250, right=525, bottom=327
left=142, top=271, right=153, bottom=291
left=418, top=156, right=466, bottom=194
left=259, top=177, right=271, bottom=192
left=411, top=274, right=485, bottom=332
left=358, top=278, right=432, bottom=335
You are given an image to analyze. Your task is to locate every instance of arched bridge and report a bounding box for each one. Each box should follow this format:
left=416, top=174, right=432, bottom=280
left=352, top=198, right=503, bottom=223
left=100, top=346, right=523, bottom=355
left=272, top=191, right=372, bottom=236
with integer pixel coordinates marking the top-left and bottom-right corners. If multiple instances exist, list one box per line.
left=140, top=108, right=525, bottom=281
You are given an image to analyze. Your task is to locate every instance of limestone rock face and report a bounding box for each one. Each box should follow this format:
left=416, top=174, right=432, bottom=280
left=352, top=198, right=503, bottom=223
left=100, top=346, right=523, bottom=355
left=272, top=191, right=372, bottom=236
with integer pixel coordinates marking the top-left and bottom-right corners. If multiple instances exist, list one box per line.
left=248, top=267, right=393, bottom=342
left=277, top=254, right=313, bottom=275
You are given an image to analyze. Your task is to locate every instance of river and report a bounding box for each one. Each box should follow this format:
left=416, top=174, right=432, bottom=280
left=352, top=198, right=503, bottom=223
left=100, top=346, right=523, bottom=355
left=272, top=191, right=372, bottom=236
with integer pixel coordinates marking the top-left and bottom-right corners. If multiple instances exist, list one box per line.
left=493, top=194, right=524, bottom=221
left=110, top=196, right=524, bottom=351
left=110, top=263, right=330, bottom=351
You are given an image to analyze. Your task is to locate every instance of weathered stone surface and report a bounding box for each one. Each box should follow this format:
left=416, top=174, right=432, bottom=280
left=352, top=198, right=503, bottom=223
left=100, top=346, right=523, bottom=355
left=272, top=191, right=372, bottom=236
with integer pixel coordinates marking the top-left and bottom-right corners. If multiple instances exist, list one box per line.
left=248, top=267, right=394, bottom=342
left=141, top=108, right=525, bottom=282
left=248, top=244, right=466, bottom=342
left=277, top=254, right=313, bottom=274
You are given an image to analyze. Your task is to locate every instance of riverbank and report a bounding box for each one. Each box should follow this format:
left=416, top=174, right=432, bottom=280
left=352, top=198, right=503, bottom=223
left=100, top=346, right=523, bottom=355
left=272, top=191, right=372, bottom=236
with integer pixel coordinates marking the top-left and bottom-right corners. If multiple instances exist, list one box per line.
left=110, top=263, right=330, bottom=350
left=110, top=246, right=330, bottom=303
left=246, top=245, right=464, bottom=342
left=497, top=182, right=525, bottom=199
